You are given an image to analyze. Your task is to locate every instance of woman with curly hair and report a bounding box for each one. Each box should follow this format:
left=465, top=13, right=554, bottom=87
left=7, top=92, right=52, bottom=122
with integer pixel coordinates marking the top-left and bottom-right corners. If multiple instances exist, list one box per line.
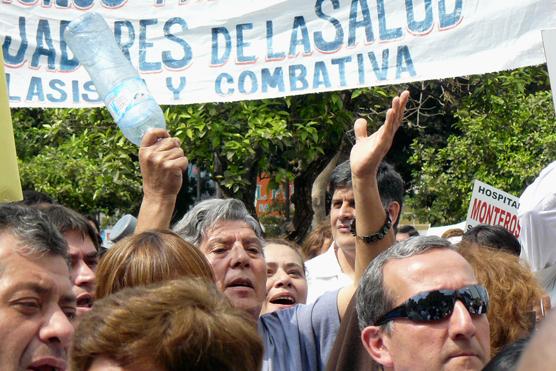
left=458, top=242, right=549, bottom=356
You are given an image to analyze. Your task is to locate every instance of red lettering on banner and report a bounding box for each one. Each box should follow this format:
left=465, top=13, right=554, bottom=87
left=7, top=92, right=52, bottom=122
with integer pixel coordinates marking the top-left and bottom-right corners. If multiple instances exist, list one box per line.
left=469, top=199, right=522, bottom=238
left=508, top=214, right=517, bottom=234
left=479, top=201, right=487, bottom=222
left=471, top=198, right=481, bottom=220
left=485, top=203, right=493, bottom=223
left=504, top=211, right=511, bottom=229
left=497, top=209, right=506, bottom=226
left=492, top=206, right=500, bottom=224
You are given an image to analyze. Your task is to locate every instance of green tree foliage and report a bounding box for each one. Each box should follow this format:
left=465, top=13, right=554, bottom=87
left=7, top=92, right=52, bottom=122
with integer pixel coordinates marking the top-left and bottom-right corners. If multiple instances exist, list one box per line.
left=12, top=89, right=387, bottom=238
left=14, top=107, right=142, bottom=216
left=13, top=66, right=553, bottom=236
left=12, top=92, right=358, bottom=231
left=409, top=66, right=556, bottom=225
left=166, top=92, right=356, bottom=239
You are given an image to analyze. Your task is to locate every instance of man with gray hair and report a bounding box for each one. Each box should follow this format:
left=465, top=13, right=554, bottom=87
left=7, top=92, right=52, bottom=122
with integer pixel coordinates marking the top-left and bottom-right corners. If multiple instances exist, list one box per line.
left=0, top=204, right=76, bottom=371
left=357, top=236, right=491, bottom=371
left=173, top=198, right=266, bottom=318
left=138, top=91, right=410, bottom=370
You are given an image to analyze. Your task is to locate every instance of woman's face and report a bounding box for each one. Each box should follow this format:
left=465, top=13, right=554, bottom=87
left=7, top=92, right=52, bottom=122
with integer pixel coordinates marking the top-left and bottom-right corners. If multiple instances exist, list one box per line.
left=260, top=243, right=308, bottom=315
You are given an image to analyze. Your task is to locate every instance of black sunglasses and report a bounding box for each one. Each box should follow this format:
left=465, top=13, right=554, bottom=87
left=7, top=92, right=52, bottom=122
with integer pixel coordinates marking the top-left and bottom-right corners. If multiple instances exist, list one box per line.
left=374, top=284, right=489, bottom=326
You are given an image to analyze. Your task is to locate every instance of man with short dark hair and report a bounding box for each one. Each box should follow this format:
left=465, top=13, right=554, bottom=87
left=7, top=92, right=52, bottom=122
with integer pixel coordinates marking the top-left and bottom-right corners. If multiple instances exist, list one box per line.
left=20, top=189, right=56, bottom=206
left=305, top=159, right=404, bottom=303
left=41, top=205, right=100, bottom=318
left=462, top=224, right=521, bottom=256
left=0, top=204, right=76, bottom=371
left=357, top=236, right=491, bottom=371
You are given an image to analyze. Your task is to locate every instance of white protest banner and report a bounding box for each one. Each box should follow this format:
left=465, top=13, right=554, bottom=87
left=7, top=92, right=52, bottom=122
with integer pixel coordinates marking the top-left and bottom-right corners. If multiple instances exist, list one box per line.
left=2, top=0, right=556, bottom=108
left=542, top=29, right=556, bottom=113
left=465, top=180, right=521, bottom=238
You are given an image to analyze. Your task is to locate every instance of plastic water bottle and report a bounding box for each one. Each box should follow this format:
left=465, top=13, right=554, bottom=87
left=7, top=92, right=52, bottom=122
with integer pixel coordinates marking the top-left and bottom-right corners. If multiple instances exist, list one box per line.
left=64, top=12, right=166, bottom=145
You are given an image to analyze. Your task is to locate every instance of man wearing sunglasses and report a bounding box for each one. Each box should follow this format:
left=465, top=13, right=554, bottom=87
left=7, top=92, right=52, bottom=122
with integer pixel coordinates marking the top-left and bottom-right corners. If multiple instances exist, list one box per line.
left=357, top=236, right=491, bottom=371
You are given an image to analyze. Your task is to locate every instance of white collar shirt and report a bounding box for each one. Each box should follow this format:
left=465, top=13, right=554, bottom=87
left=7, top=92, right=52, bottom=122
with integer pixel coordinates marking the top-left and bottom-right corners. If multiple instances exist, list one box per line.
left=304, top=242, right=353, bottom=304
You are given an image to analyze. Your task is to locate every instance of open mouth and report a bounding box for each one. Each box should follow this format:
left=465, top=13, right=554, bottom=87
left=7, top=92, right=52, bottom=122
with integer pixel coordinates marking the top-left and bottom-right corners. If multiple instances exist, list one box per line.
left=28, top=366, right=63, bottom=371
left=227, top=278, right=254, bottom=289
left=76, top=294, right=93, bottom=308
left=269, top=293, right=296, bottom=306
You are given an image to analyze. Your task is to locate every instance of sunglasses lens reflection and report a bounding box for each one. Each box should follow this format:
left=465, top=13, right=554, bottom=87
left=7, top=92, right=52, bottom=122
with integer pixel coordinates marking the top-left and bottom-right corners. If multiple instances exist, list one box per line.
left=407, top=285, right=487, bottom=322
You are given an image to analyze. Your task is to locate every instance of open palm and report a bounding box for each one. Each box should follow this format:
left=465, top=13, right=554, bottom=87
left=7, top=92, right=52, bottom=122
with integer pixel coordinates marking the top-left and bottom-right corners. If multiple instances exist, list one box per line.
left=350, top=91, right=410, bottom=178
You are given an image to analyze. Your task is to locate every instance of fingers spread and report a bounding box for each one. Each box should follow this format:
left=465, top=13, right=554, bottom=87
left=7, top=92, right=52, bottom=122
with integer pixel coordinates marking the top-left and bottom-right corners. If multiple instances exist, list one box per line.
left=354, top=118, right=368, bottom=141
left=385, top=90, right=409, bottom=131
left=396, top=91, right=410, bottom=122
left=400, top=90, right=410, bottom=104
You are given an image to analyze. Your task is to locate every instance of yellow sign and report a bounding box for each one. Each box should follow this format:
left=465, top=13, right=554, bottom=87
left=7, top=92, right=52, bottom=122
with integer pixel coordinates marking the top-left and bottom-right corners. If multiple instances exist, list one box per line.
left=0, top=49, right=23, bottom=203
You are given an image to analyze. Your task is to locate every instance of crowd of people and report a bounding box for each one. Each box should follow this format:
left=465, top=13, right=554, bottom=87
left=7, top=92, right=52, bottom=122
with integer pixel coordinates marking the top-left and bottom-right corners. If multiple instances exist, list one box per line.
left=1, top=89, right=555, bottom=370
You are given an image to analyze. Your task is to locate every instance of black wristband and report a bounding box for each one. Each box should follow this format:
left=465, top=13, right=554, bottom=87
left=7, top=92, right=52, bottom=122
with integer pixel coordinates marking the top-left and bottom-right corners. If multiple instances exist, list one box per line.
left=350, top=210, right=392, bottom=243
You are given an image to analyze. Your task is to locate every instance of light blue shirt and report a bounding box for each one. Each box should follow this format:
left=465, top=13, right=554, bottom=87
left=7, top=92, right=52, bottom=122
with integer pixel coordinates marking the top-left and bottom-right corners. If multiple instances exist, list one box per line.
left=258, top=290, right=340, bottom=371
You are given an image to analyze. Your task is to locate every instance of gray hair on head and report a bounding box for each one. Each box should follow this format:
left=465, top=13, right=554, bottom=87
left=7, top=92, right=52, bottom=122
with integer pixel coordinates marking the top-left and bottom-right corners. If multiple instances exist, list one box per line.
left=356, top=236, right=454, bottom=331
left=0, top=204, right=69, bottom=267
left=173, top=198, right=264, bottom=247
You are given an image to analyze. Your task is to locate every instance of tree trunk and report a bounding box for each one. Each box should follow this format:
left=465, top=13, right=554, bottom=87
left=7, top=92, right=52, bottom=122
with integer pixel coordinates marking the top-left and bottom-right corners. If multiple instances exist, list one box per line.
left=237, top=169, right=259, bottom=220
left=287, top=152, right=336, bottom=243
left=310, top=149, right=342, bottom=228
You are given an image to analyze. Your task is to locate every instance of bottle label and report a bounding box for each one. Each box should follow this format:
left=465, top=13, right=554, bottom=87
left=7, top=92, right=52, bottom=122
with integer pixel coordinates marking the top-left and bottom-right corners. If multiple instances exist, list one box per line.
left=104, top=77, right=154, bottom=123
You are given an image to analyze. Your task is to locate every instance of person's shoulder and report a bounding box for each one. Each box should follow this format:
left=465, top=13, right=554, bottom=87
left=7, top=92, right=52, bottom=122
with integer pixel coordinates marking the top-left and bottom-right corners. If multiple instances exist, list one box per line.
left=260, top=290, right=339, bottom=323
left=305, top=245, right=338, bottom=273
left=305, top=250, right=329, bottom=267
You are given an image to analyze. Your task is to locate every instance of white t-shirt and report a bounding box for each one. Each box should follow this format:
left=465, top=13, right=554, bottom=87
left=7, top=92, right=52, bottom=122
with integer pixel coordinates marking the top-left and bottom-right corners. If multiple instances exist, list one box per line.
left=519, top=161, right=556, bottom=272
left=304, top=243, right=352, bottom=303
left=518, top=161, right=556, bottom=302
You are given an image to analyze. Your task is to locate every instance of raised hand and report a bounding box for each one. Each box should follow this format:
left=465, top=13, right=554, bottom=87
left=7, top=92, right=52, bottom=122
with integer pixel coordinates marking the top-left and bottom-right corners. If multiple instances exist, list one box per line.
left=350, top=90, right=409, bottom=179
left=337, top=91, right=410, bottom=319
left=139, top=128, right=188, bottom=200
left=136, top=129, right=188, bottom=232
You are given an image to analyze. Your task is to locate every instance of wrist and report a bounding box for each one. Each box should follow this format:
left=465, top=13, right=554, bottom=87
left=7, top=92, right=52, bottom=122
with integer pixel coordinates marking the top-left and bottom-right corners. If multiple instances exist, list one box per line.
left=352, top=175, right=377, bottom=190
left=142, top=192, right=177, bottom=206
left=351, top=165, right=380, bottom=180
left=136, top=194, right=176, bottom=232
left=350, top=210, right=392, bottom=243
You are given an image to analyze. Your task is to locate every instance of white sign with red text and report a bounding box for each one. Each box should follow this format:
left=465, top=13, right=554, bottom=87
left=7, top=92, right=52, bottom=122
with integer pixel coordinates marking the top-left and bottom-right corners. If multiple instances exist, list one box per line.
left=465, top=180, right=521, bottom=238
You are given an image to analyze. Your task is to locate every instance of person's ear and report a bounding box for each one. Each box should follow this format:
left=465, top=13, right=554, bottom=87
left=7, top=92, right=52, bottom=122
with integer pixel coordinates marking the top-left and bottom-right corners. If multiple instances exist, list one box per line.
left=387, top=201, right=401, bottom=227
left=361, top=326, right=394, bottom=368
